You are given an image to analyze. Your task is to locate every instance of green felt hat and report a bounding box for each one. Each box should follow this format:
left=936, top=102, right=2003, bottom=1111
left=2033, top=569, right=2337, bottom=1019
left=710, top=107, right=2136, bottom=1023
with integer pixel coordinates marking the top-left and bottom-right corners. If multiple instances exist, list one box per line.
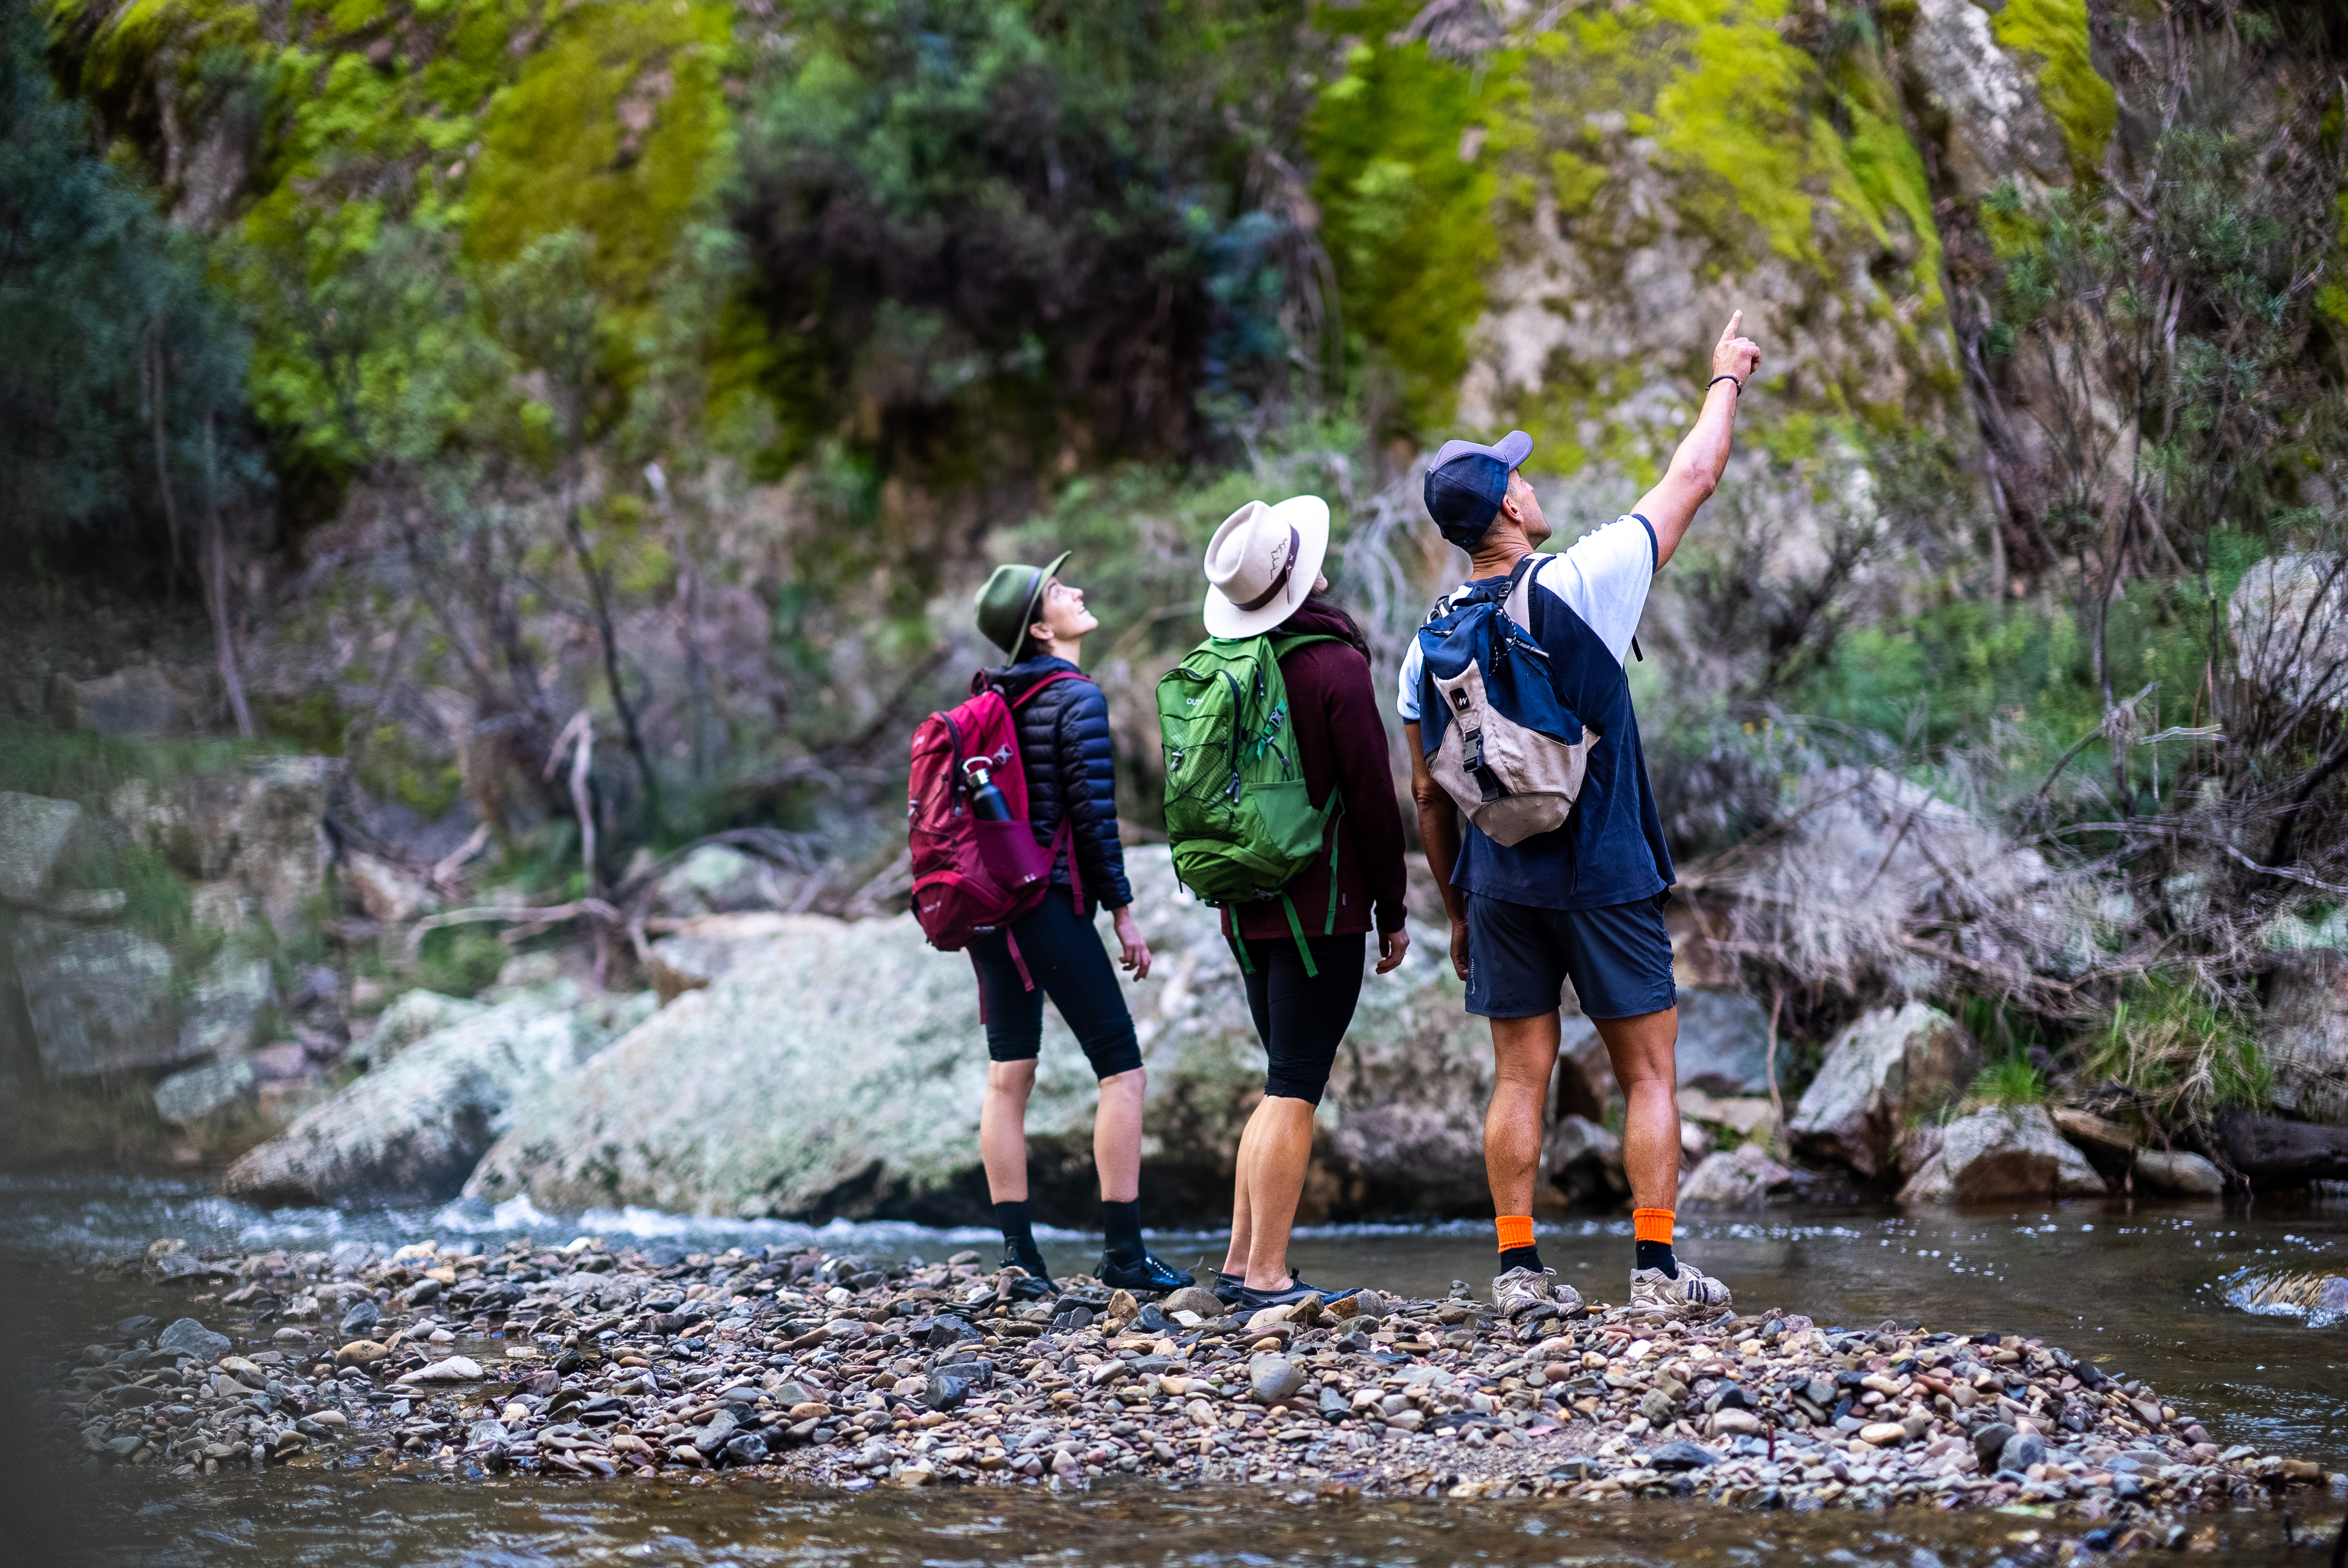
left=975, top=550, right=1072, bottom=660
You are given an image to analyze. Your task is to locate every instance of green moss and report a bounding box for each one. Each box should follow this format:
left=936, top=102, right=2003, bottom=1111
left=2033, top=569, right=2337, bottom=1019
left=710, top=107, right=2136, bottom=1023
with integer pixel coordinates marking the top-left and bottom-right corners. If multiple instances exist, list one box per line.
left=1308, top=8, right=1521, bottom=433
left=464, top=0, right=734, bottom=314
left=413, top=924, right=507, bottom=997
left=1548, top=150, right=1607, bottom=219
left=1990, top=0, right=2119, bottom=178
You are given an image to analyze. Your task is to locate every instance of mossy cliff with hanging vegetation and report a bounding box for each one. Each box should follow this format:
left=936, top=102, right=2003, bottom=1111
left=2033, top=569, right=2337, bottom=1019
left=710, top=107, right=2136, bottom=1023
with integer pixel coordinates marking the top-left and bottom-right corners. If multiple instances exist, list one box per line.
left=11, top=0, right=2348, bottom=1177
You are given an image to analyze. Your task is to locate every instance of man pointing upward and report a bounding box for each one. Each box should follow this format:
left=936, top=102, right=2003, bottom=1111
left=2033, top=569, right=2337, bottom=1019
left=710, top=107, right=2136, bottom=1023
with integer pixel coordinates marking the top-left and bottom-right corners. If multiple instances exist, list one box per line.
left=1401, top=313, right=1765, bottom=1324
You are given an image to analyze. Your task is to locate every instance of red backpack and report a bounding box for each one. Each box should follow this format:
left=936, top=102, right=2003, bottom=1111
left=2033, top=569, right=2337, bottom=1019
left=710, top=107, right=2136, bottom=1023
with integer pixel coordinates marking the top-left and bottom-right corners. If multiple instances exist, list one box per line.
left=908, top=672, right=1085, bottom=986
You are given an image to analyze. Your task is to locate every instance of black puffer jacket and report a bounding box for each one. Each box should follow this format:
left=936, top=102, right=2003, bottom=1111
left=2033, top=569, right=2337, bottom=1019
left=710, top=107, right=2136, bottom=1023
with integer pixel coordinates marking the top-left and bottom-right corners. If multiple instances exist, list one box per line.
left=982, top=656, right=1133, bottom=911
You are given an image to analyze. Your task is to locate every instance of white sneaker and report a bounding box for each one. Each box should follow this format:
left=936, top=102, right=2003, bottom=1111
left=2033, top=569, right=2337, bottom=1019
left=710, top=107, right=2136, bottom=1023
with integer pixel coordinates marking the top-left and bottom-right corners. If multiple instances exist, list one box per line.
left=1628, top=1261, right=1733, bottom=1322
left=1491, top=1265, right=1583, bottom=1322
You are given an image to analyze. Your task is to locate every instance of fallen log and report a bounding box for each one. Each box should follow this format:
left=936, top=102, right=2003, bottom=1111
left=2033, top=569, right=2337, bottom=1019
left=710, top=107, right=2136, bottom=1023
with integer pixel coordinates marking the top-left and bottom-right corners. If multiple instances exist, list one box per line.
left=2212, top=1110, right=2348, bottom=1187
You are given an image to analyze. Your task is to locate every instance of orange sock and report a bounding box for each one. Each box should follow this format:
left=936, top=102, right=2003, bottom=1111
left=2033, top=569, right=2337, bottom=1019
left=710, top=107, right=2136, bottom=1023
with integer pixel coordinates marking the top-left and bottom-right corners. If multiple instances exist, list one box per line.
left=1494, top=1215, right=1535, bottom=1254
left=1633, top=1208, right=1675, bottom=1246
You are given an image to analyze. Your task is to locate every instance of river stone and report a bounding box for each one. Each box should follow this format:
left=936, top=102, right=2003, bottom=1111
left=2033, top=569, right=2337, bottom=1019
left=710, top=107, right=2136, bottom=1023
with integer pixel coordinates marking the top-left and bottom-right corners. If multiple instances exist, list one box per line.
left=923, top=1371, right=970, bottom=1412
left=12, top=915, right=186, bottom=1079
left=2133, top=1149, right=2225, bottom=1195
left=1997, top=1427, right=2047, bottom=1473
left=339, top=1298, right=380, bottom=1336
left=365, top=990, right=490, bottom=1066
left=335, top=1339, right=389, bottom=1366
left=1971, top=1422, right=2016, bottom=1471
left=467, top=847, right=1500, bottom=1223
left=1897, top=1105, right=2105, bottom=1202
left=154, top=1058, right=257, bottom=1125
left=1248, top=1354, right=1306, bottom=1405
left=1647, top=1440, right=1721, bottom=1472
left=223, top=991, right=651, bottom=1204
left=1161, top=1286, right=1223, bottom=1319
left=1789, top=1003, right=1979, bottom=1178
left=0, top=792, right=83, bottom=903
left=155, top=1318, right=229, bottom=1361
left=398, top=1355, right=484, bottom=1383
left=691, top=1409, right=737, bottom=1453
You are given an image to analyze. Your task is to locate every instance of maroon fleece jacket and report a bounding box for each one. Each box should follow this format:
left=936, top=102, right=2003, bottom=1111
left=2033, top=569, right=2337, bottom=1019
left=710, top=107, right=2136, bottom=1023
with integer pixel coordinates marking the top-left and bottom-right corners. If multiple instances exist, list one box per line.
left=1222, top=602, right=1409, bottom=941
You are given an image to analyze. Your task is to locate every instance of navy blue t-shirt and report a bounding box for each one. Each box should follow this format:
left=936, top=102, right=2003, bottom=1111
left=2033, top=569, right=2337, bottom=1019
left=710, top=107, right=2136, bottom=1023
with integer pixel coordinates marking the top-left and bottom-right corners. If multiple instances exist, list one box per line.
left=1397, top=514, right=1674, bottom=910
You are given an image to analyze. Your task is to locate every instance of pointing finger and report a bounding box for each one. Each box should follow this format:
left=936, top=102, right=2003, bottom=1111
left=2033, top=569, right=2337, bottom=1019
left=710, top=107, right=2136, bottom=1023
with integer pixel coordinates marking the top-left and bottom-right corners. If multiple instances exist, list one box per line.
left=1719, top=310, right=1742, bottom=344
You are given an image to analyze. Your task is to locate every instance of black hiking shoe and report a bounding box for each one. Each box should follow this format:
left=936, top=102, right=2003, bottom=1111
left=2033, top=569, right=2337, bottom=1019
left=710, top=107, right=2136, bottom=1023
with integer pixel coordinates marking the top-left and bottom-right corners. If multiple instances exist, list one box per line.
left=1218, top=1268, right=1352, bottom=1306
left=999, top=1248, right=1058, bottom=1301
left=1095, top=1251, right=1193, bottom=1294
left=1230, top=1277, right=1361, bottom=1312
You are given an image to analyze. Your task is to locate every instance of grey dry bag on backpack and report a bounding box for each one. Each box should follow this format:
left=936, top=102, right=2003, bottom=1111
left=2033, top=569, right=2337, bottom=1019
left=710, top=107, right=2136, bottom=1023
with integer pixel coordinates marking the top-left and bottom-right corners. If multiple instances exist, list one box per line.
left=1414, top=554, right=1596, bottom=845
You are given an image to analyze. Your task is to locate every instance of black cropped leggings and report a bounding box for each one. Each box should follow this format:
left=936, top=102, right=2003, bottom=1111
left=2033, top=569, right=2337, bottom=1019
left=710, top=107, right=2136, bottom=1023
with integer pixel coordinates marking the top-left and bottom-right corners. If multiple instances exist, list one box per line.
left=1229, top=931, right=1366, bottom=1106
left=969, top=889, right=1143, bottom=1079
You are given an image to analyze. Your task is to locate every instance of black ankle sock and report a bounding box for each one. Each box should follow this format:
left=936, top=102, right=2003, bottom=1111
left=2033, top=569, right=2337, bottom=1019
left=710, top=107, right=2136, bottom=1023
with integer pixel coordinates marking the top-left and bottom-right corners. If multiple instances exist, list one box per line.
left=1499, top=1245, right=1543, bottom=1275
left=995, top=1200, right=1048, bottom=1275
left=1101, top=1198, right=1144, bottom=1264
left=1636, top=1240, right=1680, bottom=1278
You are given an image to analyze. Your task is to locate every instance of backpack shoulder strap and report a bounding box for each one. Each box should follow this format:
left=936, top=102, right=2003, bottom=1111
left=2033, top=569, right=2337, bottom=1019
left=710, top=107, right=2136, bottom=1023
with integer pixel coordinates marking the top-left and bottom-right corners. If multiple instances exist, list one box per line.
left=1007, top=669, right=1088, bottom=711
left=1502, top=551, right=1545, bottom=630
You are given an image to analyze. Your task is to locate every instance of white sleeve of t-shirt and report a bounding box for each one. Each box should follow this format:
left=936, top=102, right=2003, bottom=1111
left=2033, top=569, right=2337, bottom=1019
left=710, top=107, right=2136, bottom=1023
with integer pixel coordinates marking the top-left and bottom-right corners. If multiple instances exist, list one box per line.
left=1396, top=630, right=1426, bottom=723
left=1394, top=514, right=1655, bottom=723
left=1533, top=513, right=1656, bottom=666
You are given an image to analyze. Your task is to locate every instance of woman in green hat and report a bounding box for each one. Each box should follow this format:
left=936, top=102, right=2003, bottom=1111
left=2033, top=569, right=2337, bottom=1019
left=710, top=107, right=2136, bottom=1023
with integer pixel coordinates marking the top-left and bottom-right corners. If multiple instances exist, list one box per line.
left=966, top=554, right=1192, bottom=1297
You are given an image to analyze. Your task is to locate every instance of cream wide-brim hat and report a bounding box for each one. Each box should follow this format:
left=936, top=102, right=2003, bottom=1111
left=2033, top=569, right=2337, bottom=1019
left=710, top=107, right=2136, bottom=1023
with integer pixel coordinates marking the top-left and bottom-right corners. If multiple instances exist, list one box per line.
left=1201, top=494, right=1331, bottom=639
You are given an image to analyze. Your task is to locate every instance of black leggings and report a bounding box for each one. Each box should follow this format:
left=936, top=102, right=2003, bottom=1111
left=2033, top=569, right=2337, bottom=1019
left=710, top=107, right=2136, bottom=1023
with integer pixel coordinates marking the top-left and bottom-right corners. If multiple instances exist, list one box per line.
left=969, top=889, right=1143, bottom=1079
left=1229, top=931, right=1366, bottom=1106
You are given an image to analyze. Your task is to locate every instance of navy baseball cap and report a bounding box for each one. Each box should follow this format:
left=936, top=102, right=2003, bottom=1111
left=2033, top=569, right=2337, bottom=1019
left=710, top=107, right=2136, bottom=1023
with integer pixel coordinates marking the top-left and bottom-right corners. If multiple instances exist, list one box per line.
left=1423, top=430, right=1533, bottom=547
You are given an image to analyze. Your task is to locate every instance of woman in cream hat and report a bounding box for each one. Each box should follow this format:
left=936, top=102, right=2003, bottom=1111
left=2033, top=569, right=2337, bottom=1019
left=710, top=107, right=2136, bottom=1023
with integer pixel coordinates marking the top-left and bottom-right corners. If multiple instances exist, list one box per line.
left=1197, top=498, right=1414, bottom=1310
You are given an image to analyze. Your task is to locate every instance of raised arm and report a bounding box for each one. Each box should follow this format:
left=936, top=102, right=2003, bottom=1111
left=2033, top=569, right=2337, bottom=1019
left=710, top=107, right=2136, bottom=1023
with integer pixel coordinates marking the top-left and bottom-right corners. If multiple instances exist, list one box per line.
left=1633, top=311, right=1763, bottom=569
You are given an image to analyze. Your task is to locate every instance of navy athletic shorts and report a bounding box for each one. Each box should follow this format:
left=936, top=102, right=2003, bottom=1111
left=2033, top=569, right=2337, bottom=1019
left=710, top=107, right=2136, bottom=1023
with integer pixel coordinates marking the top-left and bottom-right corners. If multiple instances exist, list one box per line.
left=1462, top=890, right=1677, bottom=1021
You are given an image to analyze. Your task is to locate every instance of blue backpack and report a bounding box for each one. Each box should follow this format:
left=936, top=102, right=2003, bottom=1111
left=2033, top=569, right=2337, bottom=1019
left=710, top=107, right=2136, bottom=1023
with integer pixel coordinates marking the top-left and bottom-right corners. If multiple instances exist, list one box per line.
left=1415, top=554, right=1597, bottom=846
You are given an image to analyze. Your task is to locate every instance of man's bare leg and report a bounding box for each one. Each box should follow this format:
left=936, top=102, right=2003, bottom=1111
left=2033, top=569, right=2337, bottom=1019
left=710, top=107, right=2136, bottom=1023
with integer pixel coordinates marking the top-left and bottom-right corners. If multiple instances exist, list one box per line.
left=1595, top=1005, right=1732, bottom=1317
left=1484, top=1013, right=1562, bottom=1215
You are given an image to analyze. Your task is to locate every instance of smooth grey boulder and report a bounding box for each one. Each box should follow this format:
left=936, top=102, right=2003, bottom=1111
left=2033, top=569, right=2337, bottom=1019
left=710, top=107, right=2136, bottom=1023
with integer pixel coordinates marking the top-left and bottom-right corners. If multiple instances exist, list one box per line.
left=642, top=912, right=795, bottom=1004
left=13, top=914, right=186, bottom=1078
left=106, top=756, right=336, bottom=935
left=1896, top=1106, right=2106, bottom=1202
left=0, top=792, right=83, bottom=904
left=1789, top=1002, right=1978, bottom=1177
left=2262, top=953, right=2348, bottom=1128
left=364, top=989, right=490, bottom=1066
left=68, top=666, right=198, bottom=737
left=223, top=989, right=653, bottom=1204
left=1678, top=1143, right=1795, bottom=1209
left=467, top=847, right=1497, bottom=1224
left=652, top=845, right=788, bottom=919
left=155, top=1058, right=256, bottom=1125
left=177, top=952, right=274, bottom=1060
left=2133, top=1148, right=2225, bottom=1196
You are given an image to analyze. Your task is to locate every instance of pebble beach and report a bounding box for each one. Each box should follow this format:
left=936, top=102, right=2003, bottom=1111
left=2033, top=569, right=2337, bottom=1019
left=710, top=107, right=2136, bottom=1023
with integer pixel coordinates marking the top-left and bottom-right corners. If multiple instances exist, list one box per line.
left=41, top=1235, right=2344, bottom=1536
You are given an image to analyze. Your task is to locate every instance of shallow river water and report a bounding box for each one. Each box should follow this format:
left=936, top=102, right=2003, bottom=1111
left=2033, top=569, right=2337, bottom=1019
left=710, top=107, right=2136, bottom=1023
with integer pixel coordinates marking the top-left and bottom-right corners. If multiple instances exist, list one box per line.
left=5, top=1177, right=2346, bottom=1566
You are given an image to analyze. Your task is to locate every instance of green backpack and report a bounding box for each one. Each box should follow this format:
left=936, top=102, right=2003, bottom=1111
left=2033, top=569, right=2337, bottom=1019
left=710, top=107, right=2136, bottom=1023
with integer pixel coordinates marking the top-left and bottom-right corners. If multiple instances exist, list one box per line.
left=1155, top=632, right=1346, bottom=974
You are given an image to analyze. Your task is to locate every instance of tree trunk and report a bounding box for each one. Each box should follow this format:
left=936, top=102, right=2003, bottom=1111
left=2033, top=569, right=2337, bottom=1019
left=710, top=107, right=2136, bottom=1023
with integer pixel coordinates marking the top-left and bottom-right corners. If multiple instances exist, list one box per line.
left=202, top=412, right=255, bottom=739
